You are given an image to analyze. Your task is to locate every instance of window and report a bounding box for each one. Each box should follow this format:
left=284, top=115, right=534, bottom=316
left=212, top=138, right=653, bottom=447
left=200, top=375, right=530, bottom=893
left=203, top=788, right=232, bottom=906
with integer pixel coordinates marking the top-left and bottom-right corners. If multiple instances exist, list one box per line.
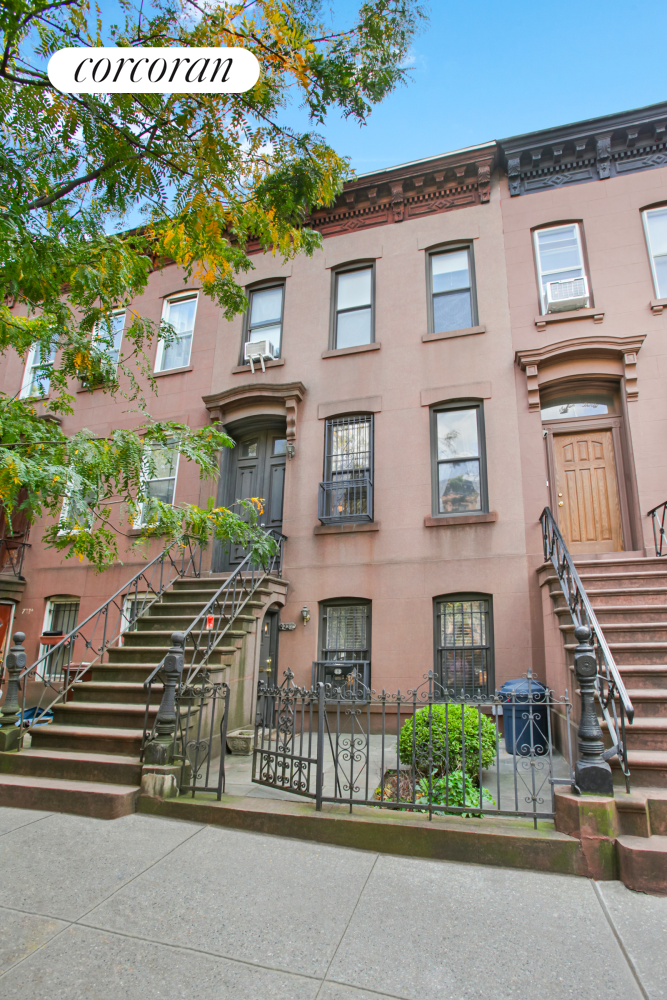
left=534, top=224, right=588, bottom=314
left=38, top=598, right=80, bottom=681
left=59, top=486, right=96, bottom=535
left=315, top=599, right=371, bottom=692
left=429, top=246, right=476, bottom=332
left=319, top=415, right=373, bottom=523
left=643, top=207, right=667, bottom=298
left=20, top=342, right=56, bottom=398
left=244, top=284, right=284, bottom=359
left=434, top=595, right=493, bottom=697
left=93, top=311, right=125, bottom=368
left=332, top=266, right=373, bottom=349
left=135, top=442, right=179, bottom=527
left=431, top=404, right=487, bottom=516
left=155, top=295, right=197, bottom=372
left=540, top=389, right=616, bottom=421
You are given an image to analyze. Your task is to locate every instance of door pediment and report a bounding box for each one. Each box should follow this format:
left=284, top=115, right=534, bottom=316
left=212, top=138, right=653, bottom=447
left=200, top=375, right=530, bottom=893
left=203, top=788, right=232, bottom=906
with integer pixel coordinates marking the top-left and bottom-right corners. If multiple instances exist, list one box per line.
left=202, top=381, right=306, bottom=446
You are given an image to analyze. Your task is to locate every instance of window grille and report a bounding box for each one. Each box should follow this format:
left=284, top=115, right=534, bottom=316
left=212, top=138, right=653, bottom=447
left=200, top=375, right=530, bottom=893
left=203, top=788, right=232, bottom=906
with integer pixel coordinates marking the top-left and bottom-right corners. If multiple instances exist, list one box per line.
left=319, top=415, right=373, bottom=523
left=435, top=597, right=492, bottom=697
left=39, top=599, right=80, bottom=681
left=323, top=604, right=369, bottom=661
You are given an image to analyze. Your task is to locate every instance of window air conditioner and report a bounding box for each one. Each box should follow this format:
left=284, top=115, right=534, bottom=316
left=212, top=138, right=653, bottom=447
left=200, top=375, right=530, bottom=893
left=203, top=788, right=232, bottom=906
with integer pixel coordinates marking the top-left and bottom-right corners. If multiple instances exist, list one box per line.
left=244, top=338, right=278, bottom=372
left=545, top=276, right=590, bottom=313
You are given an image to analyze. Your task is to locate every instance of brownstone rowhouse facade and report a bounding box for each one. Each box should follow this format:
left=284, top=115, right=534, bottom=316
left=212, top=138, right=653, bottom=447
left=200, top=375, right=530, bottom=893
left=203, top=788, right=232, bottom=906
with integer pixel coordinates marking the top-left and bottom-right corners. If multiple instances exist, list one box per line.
left=4, top=100, right=667, bottom=721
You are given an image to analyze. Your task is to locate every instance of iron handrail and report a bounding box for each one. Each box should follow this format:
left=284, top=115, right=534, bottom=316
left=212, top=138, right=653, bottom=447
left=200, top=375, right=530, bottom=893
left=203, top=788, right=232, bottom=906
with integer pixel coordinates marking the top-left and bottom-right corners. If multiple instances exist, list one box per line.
left=13, top=535, right=203, bottom=731
left=540, top=507, right=633, bottom=787
left=647, top=499, right=667, bottom=556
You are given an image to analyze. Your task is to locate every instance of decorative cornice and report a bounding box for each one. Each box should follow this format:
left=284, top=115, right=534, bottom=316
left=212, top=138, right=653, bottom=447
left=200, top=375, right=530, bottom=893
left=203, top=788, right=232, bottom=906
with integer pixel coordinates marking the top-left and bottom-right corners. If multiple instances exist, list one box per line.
left=515, top=335, right=647, bottom=409
left=202, top=382, right=306, bottom=442
left=303, top=144, right=497, bottom=239
left=500, top=101, right=667, bottom=196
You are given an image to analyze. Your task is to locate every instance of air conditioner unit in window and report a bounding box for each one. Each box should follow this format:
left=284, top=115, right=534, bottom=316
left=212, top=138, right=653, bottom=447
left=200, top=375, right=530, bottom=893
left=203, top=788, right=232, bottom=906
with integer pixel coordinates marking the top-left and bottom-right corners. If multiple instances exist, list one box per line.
left=545, top=276, right=590, bottom=313
left=244, top=338, right=278, bottom=372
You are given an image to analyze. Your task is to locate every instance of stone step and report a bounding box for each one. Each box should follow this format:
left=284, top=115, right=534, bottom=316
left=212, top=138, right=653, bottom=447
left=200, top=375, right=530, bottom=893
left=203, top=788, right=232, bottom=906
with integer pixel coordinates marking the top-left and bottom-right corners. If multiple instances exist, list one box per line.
left=147, top=599, right=264, bottom=617
left=52, top=701, right=161, bottom=730
left=577, top=570, right=667, bottom=589
left=89, top=663, right=228, bottom=685
left=106, top=645, right=238, bottom=665
left=574, top=556, right=666, bottom=571
left=617, top=665, right=667, bottom=689
left=617, top=835, right=667, bottom=895
left=561, top=621, right=667, bottom=642
left=31, top=723, right=145, bottom=756
left=135, top=614, right=256, bottom=632
left=0, top=748, right=142, bottom=785
left=604, top=716, right=667, bottom=751
left=553, top=587, right=667, bottom=607
left=564, top=640, right=667, bottom=665
left=0, top=772, right=139, bottom=819
left=621, top=689, right=667, bottom=718
left=71, top=682, right=162, bottom=706
left=554, top=602, right=667, bottom=623
left=615, top=751, right=667, bottom=788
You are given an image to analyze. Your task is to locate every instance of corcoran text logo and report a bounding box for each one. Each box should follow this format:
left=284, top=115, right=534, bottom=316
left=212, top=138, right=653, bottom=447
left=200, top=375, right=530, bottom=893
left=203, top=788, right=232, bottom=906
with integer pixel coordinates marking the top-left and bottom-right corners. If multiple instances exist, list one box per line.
left=48, top=47, right=260, bottom=94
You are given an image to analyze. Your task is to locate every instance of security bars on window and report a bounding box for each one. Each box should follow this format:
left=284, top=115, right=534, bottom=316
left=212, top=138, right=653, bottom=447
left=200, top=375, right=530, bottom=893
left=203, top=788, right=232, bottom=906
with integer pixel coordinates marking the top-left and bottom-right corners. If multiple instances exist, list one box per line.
left=436, top=598, right=491, bottom=697
left=319, top=416, right=373, bottom=523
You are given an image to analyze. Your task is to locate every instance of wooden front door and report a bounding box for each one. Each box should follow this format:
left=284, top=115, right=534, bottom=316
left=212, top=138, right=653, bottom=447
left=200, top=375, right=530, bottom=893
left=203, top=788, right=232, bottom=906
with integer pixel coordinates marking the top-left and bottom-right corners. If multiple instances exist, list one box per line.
left=223, top=426, right=286, bottom=567
left=553, top=430, right=623, bottom=553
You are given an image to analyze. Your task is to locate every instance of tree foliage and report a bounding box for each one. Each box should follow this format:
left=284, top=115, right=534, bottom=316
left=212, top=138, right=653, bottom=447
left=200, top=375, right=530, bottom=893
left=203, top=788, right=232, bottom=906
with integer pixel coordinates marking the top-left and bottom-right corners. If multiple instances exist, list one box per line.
left=0, top=0, right=426, bottom=570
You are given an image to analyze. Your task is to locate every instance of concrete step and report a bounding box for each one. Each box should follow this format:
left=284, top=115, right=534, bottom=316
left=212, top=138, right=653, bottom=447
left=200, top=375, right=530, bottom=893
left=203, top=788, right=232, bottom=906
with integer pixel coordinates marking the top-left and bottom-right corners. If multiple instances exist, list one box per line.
left=621, top=689, right=667, bottom=717
left=604, top=716, right=667, bottom=751
left=617, top=835, right=667, bottom=895
left=52, top=702, right=160, bottom=730
left=135, top=614, right=256, bottom=632
left=0, top=772, right=139, bottom=818
left=554, top=603, right=667, bottom=624
left=577, top=570, right=667, bottom=589
left=0, top=748, right=142, bottom=785
left=564, top=640, right=667, bottom=665
left=106, top=645, right=238, bottom=665
left=71, top=682, right=162, bottom=706
left=615, top=751, right=667, bottom=787
left=617, top=665, right=667, bottom=689
left=561, top=621, right=667, bottom=642
left=147, top=599, right=264, bottom=617
left=31, top=723, right=145, bottom=756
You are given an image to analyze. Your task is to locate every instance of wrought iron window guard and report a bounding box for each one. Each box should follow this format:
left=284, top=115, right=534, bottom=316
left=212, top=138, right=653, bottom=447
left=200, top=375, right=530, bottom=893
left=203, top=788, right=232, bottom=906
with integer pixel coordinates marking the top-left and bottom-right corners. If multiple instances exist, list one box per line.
left=648, top=499, right=667, bottom=556
left=540, top=506, right=633, bottom=792
left=0, top=537, right=30, bottom=579
left=318, top=477, right=373, bottom=524
left=311, top=659, right=370, bottom=697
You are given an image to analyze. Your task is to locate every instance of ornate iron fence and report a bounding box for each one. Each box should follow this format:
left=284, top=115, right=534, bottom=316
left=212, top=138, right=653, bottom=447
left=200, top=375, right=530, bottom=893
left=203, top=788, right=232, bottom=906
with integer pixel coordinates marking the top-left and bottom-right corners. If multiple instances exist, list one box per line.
left=253, top=668, right=574, bottom=827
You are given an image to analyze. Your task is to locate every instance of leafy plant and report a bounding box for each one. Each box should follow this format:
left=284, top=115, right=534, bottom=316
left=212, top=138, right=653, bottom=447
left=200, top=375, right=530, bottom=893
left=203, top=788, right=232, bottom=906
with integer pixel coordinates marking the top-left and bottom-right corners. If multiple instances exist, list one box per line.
left=399, top=704, right=497, bottom=778
left=416, top=770, right=494, bottom=817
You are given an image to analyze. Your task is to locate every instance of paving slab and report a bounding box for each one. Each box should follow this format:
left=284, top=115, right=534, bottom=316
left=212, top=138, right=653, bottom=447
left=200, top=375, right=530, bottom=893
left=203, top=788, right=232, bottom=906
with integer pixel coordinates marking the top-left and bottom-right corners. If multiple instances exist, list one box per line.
left=0, top=806, right=51, bottom=836
left=327, top=855, right=643, bottom=1000
left=0, top=810, right=204, bottom=920
left=86, top=825, right=377, bottom=978
left=596, top=881, right=667, bottom=999
left=0, top=906, right=67, bottom=975
left=0, top=924, right=319, bottom=1000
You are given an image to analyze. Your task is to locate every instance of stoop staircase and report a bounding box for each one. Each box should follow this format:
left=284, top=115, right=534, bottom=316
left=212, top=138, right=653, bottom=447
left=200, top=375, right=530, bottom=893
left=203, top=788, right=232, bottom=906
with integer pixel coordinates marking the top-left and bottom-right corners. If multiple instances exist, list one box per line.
left=0, top=572, right=286, bottom=818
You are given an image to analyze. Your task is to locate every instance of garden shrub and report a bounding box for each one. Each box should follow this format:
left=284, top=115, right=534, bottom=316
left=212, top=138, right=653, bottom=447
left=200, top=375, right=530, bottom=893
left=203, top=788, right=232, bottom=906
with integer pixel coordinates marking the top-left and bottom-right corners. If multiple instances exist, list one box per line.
left=416, top=771, right=494, bottom=816
left=399, top=704, right=497, bottom=777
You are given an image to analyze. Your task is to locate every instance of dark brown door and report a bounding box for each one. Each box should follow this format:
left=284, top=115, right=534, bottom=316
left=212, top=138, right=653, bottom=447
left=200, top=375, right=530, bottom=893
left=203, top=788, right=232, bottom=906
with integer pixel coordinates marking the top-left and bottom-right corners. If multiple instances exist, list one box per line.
left=554, top=430, right=623, bottom=553
left=0, top=604, right=13, bottom=684
left=224, top=427, right=286, bottom=567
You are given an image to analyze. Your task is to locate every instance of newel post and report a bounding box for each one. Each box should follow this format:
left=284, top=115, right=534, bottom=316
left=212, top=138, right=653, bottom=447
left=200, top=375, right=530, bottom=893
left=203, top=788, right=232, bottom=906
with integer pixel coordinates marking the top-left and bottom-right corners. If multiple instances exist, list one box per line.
left=573, top=624, right=613, bottom=796
left=0, top=632, right=27, bottom=752
left=144, top=631, right=185, bottom=766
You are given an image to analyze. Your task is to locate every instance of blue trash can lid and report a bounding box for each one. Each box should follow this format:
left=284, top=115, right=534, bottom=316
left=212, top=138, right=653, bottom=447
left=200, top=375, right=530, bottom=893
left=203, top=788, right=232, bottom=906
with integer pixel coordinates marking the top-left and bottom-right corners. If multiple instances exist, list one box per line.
left=498, top=676, right=546, bottom=698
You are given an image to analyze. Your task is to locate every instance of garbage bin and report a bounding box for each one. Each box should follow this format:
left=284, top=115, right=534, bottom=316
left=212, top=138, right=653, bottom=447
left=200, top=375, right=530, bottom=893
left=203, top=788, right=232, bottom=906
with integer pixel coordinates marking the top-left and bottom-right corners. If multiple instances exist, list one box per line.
left=499, top=677, right=548, bottom=756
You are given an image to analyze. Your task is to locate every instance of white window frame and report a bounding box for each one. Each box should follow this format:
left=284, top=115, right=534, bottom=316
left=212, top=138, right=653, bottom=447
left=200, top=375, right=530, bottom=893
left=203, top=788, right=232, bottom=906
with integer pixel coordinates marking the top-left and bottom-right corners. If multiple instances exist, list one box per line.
left=642, top=207, right=667, bottom=299
left=134, top=441, right=180, bottom=527
left=20, top=343, right=56, bottom=398
left=533, top=223, right=586, bottom=315
left=93, top=310, right=126, bottom=369
left=154, top=293, right=198, bottom=373
left=58, top=481, right=96, bottom=536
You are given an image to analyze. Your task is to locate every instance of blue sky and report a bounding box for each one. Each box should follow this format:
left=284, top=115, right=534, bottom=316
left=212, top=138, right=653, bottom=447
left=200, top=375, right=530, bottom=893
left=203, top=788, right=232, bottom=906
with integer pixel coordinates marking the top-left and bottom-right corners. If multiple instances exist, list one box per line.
left=94, top=0, right=667, bottom=174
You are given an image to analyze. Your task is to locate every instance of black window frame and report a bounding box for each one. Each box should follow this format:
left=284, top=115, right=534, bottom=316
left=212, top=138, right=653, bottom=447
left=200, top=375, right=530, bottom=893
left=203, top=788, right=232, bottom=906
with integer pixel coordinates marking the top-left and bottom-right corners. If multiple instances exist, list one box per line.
left=314, top=597, right=372, bottom=693
left=318, top=413, right=374, bottom=524
left=433, top=592, right=494, bottom=697
left=426, top=243, right=478, bottom=334
left=430, top=401, right=488, bottom=518
left=240, top=280, right=286, bottom=363
left=329, top=261, right=376, bottom=350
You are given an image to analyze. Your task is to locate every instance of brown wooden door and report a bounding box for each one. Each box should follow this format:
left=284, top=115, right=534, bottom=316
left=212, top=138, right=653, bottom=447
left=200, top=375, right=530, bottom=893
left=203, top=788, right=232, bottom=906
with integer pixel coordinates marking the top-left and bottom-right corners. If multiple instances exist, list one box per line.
left=553, top=430, right=623, bottom=553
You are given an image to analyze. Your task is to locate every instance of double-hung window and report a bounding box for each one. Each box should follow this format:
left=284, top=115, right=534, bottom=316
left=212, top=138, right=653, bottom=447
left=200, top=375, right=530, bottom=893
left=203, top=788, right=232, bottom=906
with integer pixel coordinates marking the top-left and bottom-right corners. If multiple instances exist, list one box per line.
left=155, top=295, right=197, bottom=372
left=20, top=342, right=57, bottom=398
left=431, top=404, right=487, bottom=516
left=93, top=310, right=125, bottom=368
left=319, top=415, right=373, bottom=523
left=429, top=247, right=476, bottom=332
left=643, top=207, right=667, bottom=298
left=135, top=442, right=179, bottom=527
left=59, top=482, right=96, bottom=535
left=534, top=224, right=589, bottom=314
left=434, top=595, right=493, bottom=697
left=315, top=600, right=371, bottom=692
left=244, top=284, right=284, bottom=360
left=332, top=266, right=373, bottom=349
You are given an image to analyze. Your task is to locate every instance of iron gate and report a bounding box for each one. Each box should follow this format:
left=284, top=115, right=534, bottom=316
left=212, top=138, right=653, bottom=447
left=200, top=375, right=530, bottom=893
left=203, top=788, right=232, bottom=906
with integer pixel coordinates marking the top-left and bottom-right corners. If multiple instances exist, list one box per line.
left=253, top=668, right=574, bottom=827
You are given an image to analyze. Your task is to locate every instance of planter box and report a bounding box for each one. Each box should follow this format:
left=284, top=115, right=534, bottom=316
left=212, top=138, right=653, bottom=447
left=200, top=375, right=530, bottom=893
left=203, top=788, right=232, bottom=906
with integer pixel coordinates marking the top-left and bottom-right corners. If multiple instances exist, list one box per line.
left=227, top=729, right=254, bottom=755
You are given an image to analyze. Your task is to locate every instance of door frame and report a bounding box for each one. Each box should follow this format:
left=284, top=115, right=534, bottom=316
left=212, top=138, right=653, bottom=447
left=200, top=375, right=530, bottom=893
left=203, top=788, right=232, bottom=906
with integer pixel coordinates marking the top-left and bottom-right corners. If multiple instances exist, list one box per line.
left=543, top=415, right=633, bottom=552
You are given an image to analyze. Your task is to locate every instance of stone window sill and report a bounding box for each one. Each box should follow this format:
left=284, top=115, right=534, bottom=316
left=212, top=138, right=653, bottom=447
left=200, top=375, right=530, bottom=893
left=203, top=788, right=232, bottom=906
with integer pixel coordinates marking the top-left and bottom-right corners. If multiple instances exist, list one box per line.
left=424, top=511, right=498, bottom=527
left=422, top=325, right=485, bottom=343
left=650, top=298, right=667, bottom=315
left=314, top=521, right=379, bottom=535
left=321, top=343, right=381, bottom=359
left=232, top=359, right=285, bottom=374
left=152, top=365, right=193, bottom=378
left=535, top=308, right=604, bottom=332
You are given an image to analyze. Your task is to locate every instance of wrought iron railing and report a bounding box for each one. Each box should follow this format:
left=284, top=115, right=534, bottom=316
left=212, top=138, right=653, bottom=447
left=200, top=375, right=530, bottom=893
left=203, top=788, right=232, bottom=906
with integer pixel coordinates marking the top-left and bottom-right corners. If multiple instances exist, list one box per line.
left=318, top=477, right=373, bottom=524
left=648, top=499, right=667, bottom=556
left=254, top=668, right=574, bottom=827
left=6, top=536, right=203, bottom=732
left=0, top=537, right=30, bottom=578
left=540, top=507, right=633, bottom=790
left=311, top=659, right=371, bottom=695
left=140, top=530, right=285, bottom=777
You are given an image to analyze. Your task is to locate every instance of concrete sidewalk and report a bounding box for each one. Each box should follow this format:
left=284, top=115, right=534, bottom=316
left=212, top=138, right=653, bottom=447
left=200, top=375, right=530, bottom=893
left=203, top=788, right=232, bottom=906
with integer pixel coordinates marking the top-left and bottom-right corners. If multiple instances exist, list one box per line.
left=0, top=806, right=665, bottom=1000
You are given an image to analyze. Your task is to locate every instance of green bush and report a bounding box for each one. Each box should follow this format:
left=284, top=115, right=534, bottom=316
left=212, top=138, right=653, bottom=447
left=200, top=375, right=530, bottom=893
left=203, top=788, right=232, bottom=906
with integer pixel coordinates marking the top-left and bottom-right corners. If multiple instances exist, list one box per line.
left=416, top=771, right=494, bottom=816
left=399, top=704, right=497, bottom=777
